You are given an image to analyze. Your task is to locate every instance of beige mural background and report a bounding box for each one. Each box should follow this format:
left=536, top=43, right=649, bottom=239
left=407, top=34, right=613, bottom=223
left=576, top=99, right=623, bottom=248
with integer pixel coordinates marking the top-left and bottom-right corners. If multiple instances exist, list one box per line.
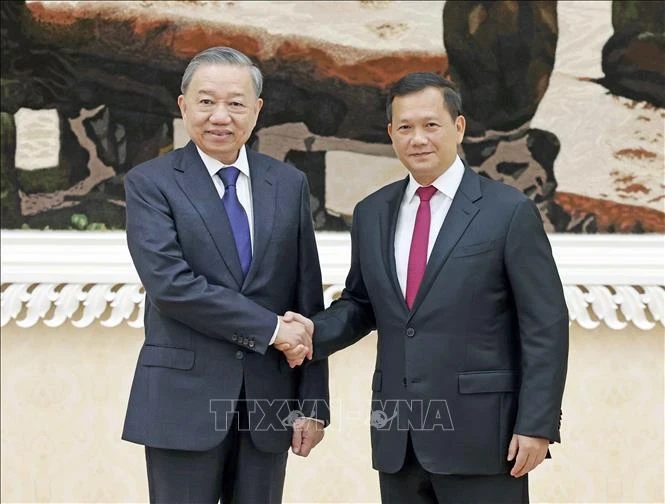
left=1, top=321, right=663, bottom=503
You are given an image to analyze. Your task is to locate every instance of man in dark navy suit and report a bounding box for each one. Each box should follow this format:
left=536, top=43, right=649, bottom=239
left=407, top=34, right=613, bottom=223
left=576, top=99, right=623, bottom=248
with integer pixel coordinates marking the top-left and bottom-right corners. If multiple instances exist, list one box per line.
left=122, top=46, right=328, bottom=504
left=283, top=73, right=568, bottom=503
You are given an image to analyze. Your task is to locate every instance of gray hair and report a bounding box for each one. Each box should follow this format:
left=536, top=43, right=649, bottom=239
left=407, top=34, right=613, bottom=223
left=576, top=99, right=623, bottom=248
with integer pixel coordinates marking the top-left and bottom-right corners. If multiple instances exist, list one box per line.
left=180, top=46, right=263, bottom=97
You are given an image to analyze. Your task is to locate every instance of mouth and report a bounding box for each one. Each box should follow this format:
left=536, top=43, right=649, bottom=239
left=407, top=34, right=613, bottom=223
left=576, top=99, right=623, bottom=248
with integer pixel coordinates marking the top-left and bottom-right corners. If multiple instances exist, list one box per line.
left=409, top=152, right=433, bottom=158
left=207, top=130, right=233, bottom=139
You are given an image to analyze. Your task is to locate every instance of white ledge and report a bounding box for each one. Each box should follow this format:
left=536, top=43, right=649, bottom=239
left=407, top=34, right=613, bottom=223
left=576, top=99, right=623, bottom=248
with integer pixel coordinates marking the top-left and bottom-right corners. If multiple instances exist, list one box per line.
left=1, top=231, right=664, bottom=330
left=1, top=230, right=663, bottom=285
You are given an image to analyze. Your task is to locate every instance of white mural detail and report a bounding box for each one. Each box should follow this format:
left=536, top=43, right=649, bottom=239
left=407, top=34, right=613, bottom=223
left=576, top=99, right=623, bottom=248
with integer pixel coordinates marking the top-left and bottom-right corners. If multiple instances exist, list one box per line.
left=14, top=108, right=60, bottom=171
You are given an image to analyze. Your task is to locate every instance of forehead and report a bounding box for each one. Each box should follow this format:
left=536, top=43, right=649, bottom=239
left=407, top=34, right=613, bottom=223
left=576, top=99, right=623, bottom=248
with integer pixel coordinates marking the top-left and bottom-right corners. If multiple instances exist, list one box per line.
left=188, top=64, right=254, bottom=95
left=391, top=87, right=450, bottom=121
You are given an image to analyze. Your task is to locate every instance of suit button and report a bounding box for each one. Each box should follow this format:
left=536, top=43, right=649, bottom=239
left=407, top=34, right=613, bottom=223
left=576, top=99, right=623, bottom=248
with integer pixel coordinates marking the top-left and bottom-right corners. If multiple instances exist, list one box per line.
left=232, top=334, right=238, bottom=342
left=406, top=328, right=415, bottom=338
left=248, top=340, right=255, bottom=348
left=235, top=350, right=244, bottom=360
left=243, top=337, right=249, bottom=346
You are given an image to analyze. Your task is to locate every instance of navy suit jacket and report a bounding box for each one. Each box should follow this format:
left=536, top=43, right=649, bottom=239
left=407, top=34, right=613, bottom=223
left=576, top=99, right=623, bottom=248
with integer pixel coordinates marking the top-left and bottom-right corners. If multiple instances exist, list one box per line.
left=313, top=166, right=568, bottom=474
left=122, top=141, right=329, bottom=453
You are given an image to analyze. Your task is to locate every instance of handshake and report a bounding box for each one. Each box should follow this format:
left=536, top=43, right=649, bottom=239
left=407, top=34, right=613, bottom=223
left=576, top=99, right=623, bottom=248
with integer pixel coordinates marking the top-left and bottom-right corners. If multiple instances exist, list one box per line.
left=274, top=311, right=314, bottom=368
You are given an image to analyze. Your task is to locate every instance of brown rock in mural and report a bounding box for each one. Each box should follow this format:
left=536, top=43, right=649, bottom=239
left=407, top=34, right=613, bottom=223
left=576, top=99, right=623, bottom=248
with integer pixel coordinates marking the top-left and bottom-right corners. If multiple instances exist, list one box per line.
left=598, top=0, right=665, bottom=107
left=443, top=0, right=558, bottom=136
left=443, top=0, right=587, bottom=231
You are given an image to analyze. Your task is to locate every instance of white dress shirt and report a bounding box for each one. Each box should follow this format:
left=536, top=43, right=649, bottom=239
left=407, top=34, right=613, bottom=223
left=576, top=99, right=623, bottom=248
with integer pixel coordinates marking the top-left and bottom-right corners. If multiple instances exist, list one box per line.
left=196, top=145, right=280, bottom=343
left=394, top=155, right=465, bottom=297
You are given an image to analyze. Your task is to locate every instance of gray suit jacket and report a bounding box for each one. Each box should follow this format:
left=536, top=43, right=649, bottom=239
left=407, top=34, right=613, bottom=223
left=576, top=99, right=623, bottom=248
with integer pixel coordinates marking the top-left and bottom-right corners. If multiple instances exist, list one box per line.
left=122, top=141, right=329, bottom=453
left=313, top=166, right=568, bottom=475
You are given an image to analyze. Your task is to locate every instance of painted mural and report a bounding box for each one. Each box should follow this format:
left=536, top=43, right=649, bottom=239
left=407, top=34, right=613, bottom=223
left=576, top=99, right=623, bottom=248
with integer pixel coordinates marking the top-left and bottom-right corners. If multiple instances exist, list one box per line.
left=1, top=0, right=663, bottom=233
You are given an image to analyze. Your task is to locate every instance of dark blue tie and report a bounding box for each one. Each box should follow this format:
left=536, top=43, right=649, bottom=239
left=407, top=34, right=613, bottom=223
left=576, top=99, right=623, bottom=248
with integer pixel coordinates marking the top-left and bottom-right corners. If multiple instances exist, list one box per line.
left=218, top=166, right=251, bottom=278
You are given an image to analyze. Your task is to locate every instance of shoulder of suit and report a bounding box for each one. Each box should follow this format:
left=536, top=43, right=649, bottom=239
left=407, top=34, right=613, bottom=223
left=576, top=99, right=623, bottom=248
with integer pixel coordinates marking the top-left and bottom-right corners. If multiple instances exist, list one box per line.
left=475, top=170, right=529, bottom=205
left=248, top=148, right=303, bottom=172
left=356, top=178, right=406, bottom=209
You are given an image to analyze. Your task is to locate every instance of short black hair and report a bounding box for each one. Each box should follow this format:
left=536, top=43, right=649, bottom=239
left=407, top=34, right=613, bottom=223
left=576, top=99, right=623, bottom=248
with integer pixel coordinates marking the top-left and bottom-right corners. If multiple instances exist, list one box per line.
left=386, top=72, right=462, bottom=122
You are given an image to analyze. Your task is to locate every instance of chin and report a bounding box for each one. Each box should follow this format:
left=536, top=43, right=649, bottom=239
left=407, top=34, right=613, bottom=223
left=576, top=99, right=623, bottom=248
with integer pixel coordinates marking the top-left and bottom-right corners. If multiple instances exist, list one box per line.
left=410, top=164, right=435, bottom=174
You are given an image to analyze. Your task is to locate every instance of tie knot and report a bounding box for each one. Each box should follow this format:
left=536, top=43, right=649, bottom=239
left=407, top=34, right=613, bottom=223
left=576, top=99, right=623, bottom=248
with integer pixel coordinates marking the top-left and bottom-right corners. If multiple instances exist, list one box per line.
left=218, top=166, right=240, bottom=188
left=416, top=185, right=437, bottom=202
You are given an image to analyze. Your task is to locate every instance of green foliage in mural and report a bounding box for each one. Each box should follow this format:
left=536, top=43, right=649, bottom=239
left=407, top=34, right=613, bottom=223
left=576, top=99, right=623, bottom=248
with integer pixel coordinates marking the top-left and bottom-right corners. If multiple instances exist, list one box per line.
left=0, top=111, right=21, bottom=227
left=612, top=0, right=665, bottom=34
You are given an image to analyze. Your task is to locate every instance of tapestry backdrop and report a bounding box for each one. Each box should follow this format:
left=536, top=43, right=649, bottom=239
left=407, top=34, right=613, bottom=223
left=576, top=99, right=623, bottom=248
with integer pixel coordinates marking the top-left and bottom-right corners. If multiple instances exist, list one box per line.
left=1, top=0, right=663, bottom=233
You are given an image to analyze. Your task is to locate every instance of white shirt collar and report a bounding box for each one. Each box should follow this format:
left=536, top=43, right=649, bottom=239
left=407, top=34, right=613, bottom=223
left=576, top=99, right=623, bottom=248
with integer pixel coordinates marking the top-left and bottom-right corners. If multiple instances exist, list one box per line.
left=196, top=145, right=250, bottom=180
left=404, top=155, right=465, bottom=202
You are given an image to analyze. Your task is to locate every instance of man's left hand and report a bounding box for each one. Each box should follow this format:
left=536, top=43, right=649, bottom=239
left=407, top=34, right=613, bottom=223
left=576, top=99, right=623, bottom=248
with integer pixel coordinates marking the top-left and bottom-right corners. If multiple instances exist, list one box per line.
left=291, top=418, right=324, bottom=457
left=507, top=434, right=549, bottom=477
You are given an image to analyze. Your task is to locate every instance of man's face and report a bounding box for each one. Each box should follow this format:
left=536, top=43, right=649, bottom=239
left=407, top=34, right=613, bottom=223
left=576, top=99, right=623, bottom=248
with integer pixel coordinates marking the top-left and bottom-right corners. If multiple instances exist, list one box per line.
left=177, top=64, right=263, bottom=164
left=388, top=86, right=465, bottom=185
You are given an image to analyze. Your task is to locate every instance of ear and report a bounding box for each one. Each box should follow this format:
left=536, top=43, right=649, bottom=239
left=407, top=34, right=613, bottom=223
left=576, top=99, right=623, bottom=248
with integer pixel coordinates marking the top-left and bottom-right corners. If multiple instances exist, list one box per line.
left=387, top=122, right=394, bottom=142
left=455, top=115, right=466, bottom=144
left=255, top=97, right=264, bottom=115
left=177, top=95, right=186, bottom=119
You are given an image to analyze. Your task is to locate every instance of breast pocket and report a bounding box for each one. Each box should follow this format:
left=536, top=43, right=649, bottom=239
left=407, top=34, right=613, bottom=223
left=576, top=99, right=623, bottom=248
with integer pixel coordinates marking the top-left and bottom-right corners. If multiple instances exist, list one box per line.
left=452, top=240, right=495, bottom=258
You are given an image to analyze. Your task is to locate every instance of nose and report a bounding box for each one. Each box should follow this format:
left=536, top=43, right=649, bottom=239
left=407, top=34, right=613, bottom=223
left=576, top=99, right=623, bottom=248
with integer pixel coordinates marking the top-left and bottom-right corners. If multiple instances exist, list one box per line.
left=209, top=104, right=231, bottom=124
left=410, top=128, right=428, bottom=145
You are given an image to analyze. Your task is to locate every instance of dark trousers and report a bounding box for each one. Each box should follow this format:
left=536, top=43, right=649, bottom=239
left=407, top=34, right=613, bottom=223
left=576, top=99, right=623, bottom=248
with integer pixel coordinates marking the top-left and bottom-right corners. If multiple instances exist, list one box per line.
left=145, top=388, right=288, bottom=504
left=379, top=434, right=529, bottom=504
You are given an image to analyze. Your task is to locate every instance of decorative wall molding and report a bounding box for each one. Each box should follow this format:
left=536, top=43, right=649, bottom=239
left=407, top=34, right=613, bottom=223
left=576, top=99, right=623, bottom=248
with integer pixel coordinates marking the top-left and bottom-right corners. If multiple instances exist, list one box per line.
left=1, top=231, right=664, bottom=329
left=1, top=283, right=145, bottom=329
left=564, top=285, right=663, bottom=330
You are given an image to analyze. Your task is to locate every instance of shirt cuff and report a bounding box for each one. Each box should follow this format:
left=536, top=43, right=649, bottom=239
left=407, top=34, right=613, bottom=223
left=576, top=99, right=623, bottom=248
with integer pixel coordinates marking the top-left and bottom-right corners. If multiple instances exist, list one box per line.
left=269, top=316, right=279, bottom=345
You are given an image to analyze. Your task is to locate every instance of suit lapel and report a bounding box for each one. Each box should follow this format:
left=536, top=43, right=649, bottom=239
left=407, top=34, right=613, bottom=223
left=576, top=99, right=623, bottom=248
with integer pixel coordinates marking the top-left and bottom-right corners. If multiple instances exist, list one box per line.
left=242, top=149, right=276, bottom=289
left=380, top=176, right=410, bottom=314
left=173, top=142, right=244, bottom=288
left=408, top=166, right=482, bottom=320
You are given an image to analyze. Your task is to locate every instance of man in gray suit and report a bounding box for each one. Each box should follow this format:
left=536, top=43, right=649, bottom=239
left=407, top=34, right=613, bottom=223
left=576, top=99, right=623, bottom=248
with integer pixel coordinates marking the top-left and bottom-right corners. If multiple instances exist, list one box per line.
left=122, top=46, right=328, bottom=504
left=283, top=73, right=569, bottom=503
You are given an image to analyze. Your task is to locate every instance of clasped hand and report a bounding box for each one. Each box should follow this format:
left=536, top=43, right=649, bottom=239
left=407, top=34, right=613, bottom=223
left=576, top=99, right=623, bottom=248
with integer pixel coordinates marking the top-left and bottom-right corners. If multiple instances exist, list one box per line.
left=274, top=311, right=314, bottom=367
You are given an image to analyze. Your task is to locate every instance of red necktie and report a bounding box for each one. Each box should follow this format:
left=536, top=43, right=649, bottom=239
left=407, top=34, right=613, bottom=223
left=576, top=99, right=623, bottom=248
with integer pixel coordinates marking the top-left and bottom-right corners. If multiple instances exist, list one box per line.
left=405, top=185, right=438, bottom=309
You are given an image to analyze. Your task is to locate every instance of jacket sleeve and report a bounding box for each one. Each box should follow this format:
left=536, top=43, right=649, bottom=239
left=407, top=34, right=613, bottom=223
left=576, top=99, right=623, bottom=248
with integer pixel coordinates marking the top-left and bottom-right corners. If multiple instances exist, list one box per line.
left=125, top=168, right=277, bottom=354
left=504, top=198, right=569, bottom=443
left=311, top=203, right=377, bottom=361
left=292, top=174, right=330, bottom=425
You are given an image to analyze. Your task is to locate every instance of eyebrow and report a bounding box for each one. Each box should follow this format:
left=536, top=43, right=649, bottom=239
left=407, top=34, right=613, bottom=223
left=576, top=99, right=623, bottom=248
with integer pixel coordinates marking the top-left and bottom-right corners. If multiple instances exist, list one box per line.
left=196, top=89, right=247, bottom=98
left=397, top=116, right=440, bottom=123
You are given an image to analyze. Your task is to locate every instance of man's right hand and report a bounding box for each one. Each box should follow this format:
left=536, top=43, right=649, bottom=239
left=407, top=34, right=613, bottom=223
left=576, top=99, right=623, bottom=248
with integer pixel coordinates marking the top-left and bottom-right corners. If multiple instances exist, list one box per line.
left=283, top=311, right=314, bottom=338
left=275, top=315, right=312, bottom=368
left=275, top=312, right=315, bottom=367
